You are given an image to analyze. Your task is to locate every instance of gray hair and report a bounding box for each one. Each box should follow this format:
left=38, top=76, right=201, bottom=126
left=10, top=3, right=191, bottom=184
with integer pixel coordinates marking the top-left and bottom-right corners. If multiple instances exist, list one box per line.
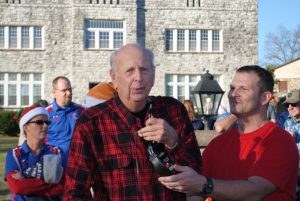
left=110, top=43, right=155, bottom=71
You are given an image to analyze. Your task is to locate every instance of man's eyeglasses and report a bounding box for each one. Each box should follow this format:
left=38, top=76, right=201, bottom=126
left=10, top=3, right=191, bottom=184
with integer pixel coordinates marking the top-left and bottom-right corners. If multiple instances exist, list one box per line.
left=26, top=120, right=51, bottom=126
left=284, top=102, right=300, bottom=108
left=55, top=88, right=72, bottom=93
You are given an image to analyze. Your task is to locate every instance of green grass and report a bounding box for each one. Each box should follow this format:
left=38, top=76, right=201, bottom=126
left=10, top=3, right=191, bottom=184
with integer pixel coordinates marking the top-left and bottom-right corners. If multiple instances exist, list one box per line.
left=0, top=134, right=18, bottom=201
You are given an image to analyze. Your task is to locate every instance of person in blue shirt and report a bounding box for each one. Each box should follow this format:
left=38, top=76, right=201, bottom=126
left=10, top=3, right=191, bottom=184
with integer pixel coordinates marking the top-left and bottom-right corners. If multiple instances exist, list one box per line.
left=46, top=76, right=84, bottom=156
left=283, top=89, right=300, bottom=154
left=5, top=104, right=66, bottom=201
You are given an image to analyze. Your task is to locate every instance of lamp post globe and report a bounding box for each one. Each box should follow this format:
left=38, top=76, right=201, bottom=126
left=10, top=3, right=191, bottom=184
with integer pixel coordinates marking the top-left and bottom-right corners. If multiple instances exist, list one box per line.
left=192, top=71, right=224, bottom=130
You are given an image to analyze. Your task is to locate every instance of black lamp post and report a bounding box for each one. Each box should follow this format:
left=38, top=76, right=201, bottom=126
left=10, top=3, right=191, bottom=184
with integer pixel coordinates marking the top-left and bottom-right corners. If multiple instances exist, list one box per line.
left=192, top=71, right=224, bottom=130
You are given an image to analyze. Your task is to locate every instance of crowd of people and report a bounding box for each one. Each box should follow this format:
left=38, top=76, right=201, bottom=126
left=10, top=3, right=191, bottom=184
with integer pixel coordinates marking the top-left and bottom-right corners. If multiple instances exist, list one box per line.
left=4, top=43, right=300, bottom=201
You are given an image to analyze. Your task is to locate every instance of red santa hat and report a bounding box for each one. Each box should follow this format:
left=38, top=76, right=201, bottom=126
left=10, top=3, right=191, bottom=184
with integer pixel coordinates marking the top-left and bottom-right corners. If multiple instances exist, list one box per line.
left=19, top=104, right=49, bottom=135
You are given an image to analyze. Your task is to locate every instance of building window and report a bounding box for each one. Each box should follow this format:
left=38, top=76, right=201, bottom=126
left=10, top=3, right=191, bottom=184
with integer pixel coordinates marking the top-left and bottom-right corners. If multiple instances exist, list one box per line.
left=165, top=29, right=222, bottom=53
left=21, top=26, right=30, bottom=48
left=9, top=26, right=17, bottom=48
left=113, top=32, right=123, bottom=49
left=84, top=19, right=125, bottom=50
left=165, top=74, right=201, bottom=102
left=189, top=30, right=196, bottom=51
left=34, top=27, right=42, bottom=48
left=8, top=84, right=17, bottom=105
left=212, top=30, right=220, bottom=51
left=0, top=85, right=3, bottom=106
left=200, top=30, right=208, bottom=51
left=85, top=31, right=95, bottom=48
left=0, top=26, right=4, bottom=48
left=165, top=74, right=220, bottom=102
left=165, top=30, right=173, bottom=51
left=99, top=31, right=109, bottom=48
left=0, top=73, right=43, bottom=108
left=0, top=26, right=44, bottom=49
left=177, top=30, right=185, bottom=51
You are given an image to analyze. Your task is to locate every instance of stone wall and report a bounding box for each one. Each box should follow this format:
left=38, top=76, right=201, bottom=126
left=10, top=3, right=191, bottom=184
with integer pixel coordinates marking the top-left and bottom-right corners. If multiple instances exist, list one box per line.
left=0, top=0, right=258, bottom=106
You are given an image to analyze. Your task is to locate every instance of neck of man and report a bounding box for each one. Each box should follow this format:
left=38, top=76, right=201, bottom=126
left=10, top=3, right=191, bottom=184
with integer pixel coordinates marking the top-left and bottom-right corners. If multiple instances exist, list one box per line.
left=237, top=112, right=269, bottom=134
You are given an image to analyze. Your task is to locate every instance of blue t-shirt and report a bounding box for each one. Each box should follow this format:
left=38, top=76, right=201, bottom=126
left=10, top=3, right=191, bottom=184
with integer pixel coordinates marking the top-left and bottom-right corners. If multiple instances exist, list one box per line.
left=5, top=141, right=66, bottom=201
left=46, top=100, right=84, bottom=155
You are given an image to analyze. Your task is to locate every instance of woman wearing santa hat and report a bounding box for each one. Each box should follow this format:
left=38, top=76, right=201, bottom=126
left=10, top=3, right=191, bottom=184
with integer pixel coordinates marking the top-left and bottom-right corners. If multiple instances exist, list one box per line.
left=5, top=104, right=66, bottom=201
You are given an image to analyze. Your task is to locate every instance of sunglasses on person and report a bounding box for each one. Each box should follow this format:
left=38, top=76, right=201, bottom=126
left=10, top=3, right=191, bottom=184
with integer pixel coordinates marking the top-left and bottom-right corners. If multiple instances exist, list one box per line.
left=26, top=120, right=51, bottom=126
left=284, top=102, right=300, bottom=108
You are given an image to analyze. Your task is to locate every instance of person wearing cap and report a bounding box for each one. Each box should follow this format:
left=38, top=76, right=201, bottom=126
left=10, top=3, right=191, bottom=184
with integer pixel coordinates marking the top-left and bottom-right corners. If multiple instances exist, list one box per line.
left=46, top=76, right=84, bottom=156
left=5, top=104, right=67, bottom=201
left=82, top=82, right=117, bottom=108
left=283, top=89, right=300, bottom=154
left=17, top=99, right=50, bottom=146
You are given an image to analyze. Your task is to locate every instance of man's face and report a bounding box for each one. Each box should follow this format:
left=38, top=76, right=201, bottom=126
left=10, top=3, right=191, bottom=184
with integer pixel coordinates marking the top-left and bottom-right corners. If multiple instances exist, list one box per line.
left=110, top=45, right=154, bottom=112
left=53, top=79, right=72, bottom=107
left=228, top=72, right=266, bottom=117
left=286, top=102, right=300, bottom=120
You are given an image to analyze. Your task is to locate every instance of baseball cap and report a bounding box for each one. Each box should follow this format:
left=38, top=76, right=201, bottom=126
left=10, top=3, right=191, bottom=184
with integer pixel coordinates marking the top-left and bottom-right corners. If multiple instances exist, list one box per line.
left=283, top=89, right=300, bottom=104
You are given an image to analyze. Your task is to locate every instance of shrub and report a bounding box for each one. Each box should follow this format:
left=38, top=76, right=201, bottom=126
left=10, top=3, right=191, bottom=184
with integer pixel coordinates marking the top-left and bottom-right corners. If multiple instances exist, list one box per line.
left=0, top=110, right=19, bottom=136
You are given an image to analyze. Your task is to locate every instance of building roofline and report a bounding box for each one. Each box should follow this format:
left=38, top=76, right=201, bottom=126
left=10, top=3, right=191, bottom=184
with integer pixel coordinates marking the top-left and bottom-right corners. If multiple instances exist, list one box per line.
left=273, top=57, right=300, bottom=70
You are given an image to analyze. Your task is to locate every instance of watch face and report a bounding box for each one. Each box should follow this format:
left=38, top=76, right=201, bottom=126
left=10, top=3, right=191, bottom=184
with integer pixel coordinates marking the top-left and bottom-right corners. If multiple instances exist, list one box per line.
left=202, top=177, right=214, bottom=195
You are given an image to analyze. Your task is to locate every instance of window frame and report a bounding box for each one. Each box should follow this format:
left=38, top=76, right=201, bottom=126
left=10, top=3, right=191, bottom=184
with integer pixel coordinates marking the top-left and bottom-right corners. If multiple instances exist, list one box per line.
left=84, top=19, right=125, bottom=50
left=165, top=74, right=220, bottom=102
left=0, top=26, right=44, bottom=50
left=165, top=29, right=222, bottom=53
left=0, top=73, right=44, bottom=108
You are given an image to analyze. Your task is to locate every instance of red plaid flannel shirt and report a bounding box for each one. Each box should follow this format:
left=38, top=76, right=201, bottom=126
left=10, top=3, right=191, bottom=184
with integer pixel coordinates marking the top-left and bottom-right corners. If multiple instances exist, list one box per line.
left=63, top=96, right=202, bottom=201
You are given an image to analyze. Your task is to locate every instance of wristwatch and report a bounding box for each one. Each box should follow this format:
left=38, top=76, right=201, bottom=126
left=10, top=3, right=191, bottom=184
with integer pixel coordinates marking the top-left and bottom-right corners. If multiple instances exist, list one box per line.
left=200, top=177, right=214, bottom=197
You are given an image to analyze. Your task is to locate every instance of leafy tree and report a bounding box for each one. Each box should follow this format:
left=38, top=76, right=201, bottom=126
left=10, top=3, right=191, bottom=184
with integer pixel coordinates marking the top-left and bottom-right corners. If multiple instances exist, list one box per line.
left=264, top=25, right=300, bottom=65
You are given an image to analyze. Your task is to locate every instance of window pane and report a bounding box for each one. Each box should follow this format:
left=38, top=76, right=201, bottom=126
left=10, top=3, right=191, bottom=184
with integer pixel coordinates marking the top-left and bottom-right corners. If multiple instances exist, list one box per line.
left=8, top=84, right=17, bottom=105
left=34, top=27, right=42, bottom=48
left=201, top=30, right=208, bottom=51
left=21, top=26, right=30, bottom=48
left=85, top=31, right=95, bottom=48
left=189, top=30, right=196, bottom=51
left=165, top=74, right=173, bottom=82
left=166, top=85, right=173, bottom=97
left=21, top=73, right=30, bottom=81
left=189, top=75, right=198, bottom=83
left=0, top=85, right=3, bottom=105
left=9, top=26, right=17, bottom=48
left=177, top=30, right=185, bottom=51
left=86, top=20, right=123, bottom=29
left=212, top=30, right=220, bottom=51
left=8, top=73, right=17, bottom=81
left=165, top=29, right=173, bottom=51
left=33, top=84, right=42, bottom=103
left=113, top=32, right=123, bottom=49
left=99, top=31, right=109, bottom=48
left=21, top=84, right=29, bottom=105
left=0, top=73, right=4, bottom=80
left=0, top=26, right=4, bottom=48
left=177, top=85, right=185, bottom=102
left=178, top=75, right=185, bottom=82
left=34, top=73, right=42, bottom=81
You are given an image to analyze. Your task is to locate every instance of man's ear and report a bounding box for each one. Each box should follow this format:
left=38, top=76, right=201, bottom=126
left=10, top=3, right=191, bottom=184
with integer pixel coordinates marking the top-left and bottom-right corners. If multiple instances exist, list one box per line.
left=261, top=91, right=273, bottom=106
left=110, top=69, right=117, bottom=89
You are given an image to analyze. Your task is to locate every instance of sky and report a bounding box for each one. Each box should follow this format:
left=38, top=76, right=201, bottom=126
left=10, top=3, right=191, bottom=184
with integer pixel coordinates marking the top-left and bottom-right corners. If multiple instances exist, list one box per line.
left=258, top=0, right=300, bottom=64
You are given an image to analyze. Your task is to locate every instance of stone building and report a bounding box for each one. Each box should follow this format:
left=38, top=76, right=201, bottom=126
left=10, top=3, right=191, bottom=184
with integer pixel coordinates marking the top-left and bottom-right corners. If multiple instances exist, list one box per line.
left=0, top=0, right=258, bottom=110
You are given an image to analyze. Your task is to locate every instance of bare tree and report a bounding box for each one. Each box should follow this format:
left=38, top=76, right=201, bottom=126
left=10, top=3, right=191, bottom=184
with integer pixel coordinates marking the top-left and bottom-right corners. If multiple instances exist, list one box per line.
left=264, top=25, right=300, bottom=65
